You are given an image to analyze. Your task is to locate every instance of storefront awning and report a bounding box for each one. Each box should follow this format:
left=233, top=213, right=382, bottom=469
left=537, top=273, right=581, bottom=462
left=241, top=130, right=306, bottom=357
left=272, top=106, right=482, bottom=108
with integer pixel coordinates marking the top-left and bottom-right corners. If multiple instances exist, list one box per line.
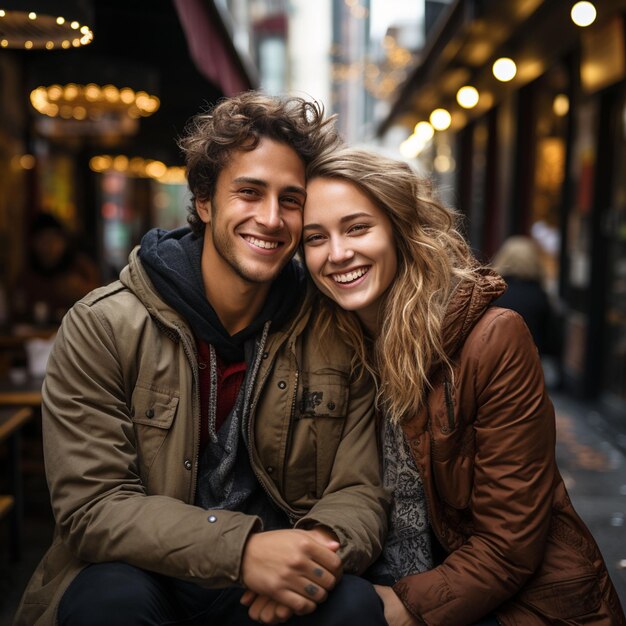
left=174, top=0, right=256, bottom=97
left=376, top=0, right=593, bottom=135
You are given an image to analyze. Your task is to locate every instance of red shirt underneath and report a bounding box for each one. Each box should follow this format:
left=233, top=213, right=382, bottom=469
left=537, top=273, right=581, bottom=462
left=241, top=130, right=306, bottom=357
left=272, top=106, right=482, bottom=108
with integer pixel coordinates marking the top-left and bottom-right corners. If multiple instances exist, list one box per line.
left=197, top=340, right=247, bottom=452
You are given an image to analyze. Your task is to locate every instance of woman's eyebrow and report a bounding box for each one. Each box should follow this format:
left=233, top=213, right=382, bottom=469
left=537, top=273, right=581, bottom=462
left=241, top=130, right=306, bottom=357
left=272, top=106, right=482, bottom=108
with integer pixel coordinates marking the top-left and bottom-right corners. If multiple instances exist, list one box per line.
left=303, top=212, right=372, bottom=231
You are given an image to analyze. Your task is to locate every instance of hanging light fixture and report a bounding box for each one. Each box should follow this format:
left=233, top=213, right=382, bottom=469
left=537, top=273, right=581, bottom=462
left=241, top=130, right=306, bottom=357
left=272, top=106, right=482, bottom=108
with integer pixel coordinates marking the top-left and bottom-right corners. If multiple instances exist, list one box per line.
left=456, top=85, right=479, bottom=109
left=27, top=60, right=161, bottom=139
left=30, top=83, right=160, bottom=121
left=571, top=2, right=596, bottom=27
left=492, top=58, right=517, bottom=82
left=553, top=94, right=570, bottom=117
left=89, top=155, right=186, bottom=183
left=0, top=0, right=93, bottom=50
left=429, top=108, right=452, bottom=131
left=413, top=121, right=435, bottom=143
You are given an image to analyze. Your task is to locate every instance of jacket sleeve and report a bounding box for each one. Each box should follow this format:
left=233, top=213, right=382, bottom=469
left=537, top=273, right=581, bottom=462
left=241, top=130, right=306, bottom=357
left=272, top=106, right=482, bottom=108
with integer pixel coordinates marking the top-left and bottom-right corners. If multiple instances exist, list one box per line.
left=295, top=372, right=390, bottom=574
left=43, top=301, right=259, bottom=587
left=394, top=310, right=556, bottom=625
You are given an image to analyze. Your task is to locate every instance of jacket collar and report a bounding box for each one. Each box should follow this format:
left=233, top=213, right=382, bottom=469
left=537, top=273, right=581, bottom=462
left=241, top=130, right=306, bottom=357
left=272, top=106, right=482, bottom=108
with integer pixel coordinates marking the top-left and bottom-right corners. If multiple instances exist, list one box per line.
left=441, top=268, right=507, bottom=359
left=120, top=245, right=312, bottom=350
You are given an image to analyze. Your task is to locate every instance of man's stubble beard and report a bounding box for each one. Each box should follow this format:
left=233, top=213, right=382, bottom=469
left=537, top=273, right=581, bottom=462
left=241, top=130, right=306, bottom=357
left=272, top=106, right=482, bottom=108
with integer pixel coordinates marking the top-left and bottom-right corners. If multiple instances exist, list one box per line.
left=208, top=206, right=291, bottom=285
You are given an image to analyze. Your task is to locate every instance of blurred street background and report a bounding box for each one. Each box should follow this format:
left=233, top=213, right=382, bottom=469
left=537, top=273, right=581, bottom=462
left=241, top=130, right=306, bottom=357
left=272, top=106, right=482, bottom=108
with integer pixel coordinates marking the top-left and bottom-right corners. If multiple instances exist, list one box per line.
left=1, top=0, right=626, bottom=622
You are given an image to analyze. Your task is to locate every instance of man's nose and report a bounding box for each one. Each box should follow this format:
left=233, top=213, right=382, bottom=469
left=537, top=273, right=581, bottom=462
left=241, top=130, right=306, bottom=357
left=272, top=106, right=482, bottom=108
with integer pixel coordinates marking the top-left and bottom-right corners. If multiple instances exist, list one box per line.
left=256, top=197, right=282, bottom=230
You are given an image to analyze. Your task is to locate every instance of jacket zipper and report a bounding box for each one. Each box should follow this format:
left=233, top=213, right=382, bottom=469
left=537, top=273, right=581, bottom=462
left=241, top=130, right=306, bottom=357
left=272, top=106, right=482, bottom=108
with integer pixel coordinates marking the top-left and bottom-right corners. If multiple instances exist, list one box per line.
left=443, top=378, right=455, bottom=430
left=424, top=422, right=441, bottom=536
left=247, top=332, right=302, bottom=524
left=420, top=372, right=452, bottom=553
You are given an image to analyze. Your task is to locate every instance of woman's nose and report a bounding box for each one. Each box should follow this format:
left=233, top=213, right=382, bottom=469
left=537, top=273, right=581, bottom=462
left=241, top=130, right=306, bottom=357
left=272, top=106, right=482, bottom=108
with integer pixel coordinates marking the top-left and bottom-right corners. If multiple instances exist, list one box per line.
left=328, top=239, right=354, bottom=264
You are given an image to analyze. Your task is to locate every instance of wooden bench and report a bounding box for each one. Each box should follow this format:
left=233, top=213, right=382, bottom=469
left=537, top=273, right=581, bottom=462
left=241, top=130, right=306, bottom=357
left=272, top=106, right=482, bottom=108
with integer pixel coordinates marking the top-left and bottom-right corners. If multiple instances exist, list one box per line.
left=0, top=406, right=34, bottom=560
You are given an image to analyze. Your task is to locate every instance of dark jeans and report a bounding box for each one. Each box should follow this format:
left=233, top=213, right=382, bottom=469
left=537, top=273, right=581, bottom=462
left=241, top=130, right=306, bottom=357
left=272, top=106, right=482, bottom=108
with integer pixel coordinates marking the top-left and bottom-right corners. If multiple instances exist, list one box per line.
left=58, top=561, right=387, bottom=626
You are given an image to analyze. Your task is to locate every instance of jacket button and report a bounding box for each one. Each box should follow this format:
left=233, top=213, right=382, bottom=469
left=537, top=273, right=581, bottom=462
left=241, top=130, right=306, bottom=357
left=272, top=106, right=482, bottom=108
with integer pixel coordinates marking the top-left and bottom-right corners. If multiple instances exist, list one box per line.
left=266, top=466, right=274, bottom=474
left=327, top=401, right=336, bottom=411
left=183, top=459, right=192, bottom=470
left=262, top=352, right=269, bottom=359
left=198, top=362, right=207, bottom=370
left=207, top=515, right=217, bottom=523
left=145, top=408, right=155, bottom=418
left=278, top=381, right=286, bottom=389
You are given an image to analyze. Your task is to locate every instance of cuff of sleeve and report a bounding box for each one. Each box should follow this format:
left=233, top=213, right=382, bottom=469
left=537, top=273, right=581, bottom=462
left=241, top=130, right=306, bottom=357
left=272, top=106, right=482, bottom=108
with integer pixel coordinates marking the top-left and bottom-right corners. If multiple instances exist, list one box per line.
left=234, top=515, right=263, bottom=585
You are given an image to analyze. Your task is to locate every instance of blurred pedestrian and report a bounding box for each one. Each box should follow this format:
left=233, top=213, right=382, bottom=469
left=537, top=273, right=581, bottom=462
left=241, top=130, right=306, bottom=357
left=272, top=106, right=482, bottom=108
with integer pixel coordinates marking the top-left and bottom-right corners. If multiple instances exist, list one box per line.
left=12, top=212, right=100, bottom=326
left=491, top=236, right=553, bottom=353
left=491, top=235, right=562, bottom=387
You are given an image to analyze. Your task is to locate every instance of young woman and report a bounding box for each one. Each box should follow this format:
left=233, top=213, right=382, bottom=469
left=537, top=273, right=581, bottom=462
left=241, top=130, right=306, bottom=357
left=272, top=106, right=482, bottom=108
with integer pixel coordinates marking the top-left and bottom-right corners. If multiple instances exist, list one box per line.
left=302, top=147, right=625, bottom=626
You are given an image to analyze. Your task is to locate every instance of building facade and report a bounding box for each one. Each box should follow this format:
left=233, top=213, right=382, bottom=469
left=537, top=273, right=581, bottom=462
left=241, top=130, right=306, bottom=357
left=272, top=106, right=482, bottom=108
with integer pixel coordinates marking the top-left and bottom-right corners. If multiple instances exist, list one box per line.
left=379, top=0, right=626, bottom=417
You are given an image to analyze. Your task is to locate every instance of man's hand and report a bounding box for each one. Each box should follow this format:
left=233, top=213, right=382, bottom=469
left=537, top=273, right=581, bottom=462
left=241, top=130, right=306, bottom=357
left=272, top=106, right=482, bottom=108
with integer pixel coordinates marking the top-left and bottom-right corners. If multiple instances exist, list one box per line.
left=240, top=528, right=342, bottom=617
left=374, top=585, right=419, bottom=626
left=240, top=595, right=294, bottom=624
left=240, top=527, right=343, bottom=622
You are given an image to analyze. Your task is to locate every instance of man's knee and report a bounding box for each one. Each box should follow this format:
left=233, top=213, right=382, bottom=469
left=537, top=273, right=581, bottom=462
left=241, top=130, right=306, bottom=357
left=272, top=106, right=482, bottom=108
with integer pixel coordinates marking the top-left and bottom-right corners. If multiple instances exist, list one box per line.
left=58, top=562, right=174, bottom=626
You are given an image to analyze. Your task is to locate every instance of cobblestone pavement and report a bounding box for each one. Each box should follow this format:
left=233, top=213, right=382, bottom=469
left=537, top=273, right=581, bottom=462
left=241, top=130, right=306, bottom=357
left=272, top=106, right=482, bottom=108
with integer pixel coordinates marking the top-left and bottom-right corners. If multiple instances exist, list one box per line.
left=551, top=391, right=626, bottom=608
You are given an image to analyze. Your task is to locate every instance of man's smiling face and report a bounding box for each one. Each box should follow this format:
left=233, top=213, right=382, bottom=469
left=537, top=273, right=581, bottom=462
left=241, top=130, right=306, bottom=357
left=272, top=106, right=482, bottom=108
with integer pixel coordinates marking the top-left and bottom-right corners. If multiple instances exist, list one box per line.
left=197, top=137, right=306, bottom=287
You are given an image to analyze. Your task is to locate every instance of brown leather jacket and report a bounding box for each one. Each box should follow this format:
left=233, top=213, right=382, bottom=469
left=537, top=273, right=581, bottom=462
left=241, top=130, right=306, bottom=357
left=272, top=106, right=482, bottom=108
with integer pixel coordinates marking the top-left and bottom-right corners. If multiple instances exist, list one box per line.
left=395, top=270, right=625, bottom=626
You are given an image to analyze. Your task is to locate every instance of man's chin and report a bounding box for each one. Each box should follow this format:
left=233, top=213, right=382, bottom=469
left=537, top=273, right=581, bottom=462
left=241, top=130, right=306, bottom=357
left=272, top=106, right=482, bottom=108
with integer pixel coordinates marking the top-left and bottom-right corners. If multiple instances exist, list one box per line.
left=236, top=265, right=290, bottom=285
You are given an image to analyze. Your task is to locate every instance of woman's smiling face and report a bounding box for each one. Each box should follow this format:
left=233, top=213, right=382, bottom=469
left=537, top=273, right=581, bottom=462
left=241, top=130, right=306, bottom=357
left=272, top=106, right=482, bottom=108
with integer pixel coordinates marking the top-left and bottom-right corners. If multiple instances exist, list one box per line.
left=303, top=177, right=398, bottom=332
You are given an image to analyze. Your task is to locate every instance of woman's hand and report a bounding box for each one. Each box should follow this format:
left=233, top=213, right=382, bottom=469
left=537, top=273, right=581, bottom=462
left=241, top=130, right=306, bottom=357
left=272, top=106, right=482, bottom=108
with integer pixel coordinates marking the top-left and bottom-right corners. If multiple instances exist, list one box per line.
left=374, top=585, right=420, bottom=626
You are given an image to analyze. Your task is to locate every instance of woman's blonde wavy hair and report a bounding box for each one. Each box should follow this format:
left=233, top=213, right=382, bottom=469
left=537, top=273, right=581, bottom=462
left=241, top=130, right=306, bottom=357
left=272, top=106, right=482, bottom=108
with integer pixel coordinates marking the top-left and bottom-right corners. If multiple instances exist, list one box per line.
left=306, top=148, right=478, bottom=424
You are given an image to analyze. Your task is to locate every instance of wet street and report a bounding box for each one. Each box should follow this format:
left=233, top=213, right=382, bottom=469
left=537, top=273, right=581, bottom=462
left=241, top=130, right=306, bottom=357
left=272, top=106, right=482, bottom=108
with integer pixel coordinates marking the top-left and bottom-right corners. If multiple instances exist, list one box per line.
left=552, top=391, right=626, bottom=606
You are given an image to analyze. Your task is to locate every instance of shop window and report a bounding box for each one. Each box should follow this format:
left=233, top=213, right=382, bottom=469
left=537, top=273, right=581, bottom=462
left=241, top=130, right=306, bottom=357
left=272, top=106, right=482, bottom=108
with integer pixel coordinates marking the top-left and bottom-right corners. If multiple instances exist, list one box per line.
left=528, top=64, right=569, bottom=297
left=603, top=89, right=626, bottom=406
left=563, top=98, right=598, bottom=384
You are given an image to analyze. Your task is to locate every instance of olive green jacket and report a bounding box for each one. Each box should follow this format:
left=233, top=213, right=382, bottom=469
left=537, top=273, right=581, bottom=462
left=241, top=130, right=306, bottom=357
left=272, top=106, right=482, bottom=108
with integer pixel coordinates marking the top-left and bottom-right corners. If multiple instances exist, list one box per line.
left=14, top=249, right=388, bottom=625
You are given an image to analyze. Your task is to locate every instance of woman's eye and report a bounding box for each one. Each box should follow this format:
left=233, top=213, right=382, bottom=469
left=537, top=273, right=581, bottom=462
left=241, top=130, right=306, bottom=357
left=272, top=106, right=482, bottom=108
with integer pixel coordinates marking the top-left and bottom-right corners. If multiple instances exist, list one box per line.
left=304, top=234, right=324, bottom=244
left=348, top=223, right=369, bottom=234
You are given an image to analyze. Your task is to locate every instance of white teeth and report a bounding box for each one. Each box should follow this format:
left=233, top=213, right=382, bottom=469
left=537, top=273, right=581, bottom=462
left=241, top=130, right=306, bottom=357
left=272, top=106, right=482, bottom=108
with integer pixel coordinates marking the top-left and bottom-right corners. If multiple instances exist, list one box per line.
left=245, top=236, right=279, bottom=249
left=332, top=267, right=368, bottom=283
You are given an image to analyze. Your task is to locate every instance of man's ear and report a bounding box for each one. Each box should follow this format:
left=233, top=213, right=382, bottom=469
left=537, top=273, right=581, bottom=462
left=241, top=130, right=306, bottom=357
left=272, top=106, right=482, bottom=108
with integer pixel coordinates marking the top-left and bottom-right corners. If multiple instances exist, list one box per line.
left=196, top=198, right=212, bottom=225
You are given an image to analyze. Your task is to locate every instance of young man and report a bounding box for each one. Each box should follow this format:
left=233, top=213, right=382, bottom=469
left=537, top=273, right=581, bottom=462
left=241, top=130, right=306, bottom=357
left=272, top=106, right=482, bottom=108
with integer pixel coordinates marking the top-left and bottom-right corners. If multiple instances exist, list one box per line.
left=15, top=93, right=389, bottom=626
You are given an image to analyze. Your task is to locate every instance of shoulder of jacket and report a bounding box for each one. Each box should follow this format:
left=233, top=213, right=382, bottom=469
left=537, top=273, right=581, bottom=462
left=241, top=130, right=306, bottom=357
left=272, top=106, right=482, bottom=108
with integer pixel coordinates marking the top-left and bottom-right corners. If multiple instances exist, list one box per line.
left=467, top=305, right=524, bottom=336
left=74, top=281, right=152, bottom=327
left=457, top=306, right=532, bottom=366
left=79, top=280, right=131, bottom=307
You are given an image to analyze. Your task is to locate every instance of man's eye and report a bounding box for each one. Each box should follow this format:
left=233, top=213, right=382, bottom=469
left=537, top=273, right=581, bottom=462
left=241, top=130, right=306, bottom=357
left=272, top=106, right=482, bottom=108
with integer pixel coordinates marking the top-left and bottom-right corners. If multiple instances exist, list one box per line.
left=282, top=196, right=304, bottom=208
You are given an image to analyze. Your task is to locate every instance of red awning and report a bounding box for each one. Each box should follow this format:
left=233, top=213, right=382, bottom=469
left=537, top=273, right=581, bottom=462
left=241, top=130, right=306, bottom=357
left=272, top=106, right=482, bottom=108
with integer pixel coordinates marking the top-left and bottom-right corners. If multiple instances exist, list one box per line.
left=174, top=0, right=255, bottom=97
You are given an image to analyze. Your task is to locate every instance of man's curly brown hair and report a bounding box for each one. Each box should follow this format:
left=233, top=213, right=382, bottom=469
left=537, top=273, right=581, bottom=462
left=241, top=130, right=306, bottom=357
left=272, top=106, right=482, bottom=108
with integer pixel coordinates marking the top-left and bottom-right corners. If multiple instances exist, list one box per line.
left=178, top=91, right=340, bottom=236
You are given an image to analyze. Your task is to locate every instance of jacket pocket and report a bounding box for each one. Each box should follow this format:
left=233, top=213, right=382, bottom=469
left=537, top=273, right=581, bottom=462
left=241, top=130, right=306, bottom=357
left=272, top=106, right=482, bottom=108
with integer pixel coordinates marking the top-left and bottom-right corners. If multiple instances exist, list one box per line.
left=296, top=370, right=348, bottom=419
left=431, top=427, right=474, bottom=509
left=131, top=385, right=179, bottom=479
left=520, top=573, right=602, bottom=620
left=283, top=371, right=348, bottom=503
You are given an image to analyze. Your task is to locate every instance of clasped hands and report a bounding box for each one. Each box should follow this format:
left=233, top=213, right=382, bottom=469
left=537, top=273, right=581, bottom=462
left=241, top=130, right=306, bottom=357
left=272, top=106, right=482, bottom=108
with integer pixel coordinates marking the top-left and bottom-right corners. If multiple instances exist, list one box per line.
left=239, top=526, right=342, bottom=624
